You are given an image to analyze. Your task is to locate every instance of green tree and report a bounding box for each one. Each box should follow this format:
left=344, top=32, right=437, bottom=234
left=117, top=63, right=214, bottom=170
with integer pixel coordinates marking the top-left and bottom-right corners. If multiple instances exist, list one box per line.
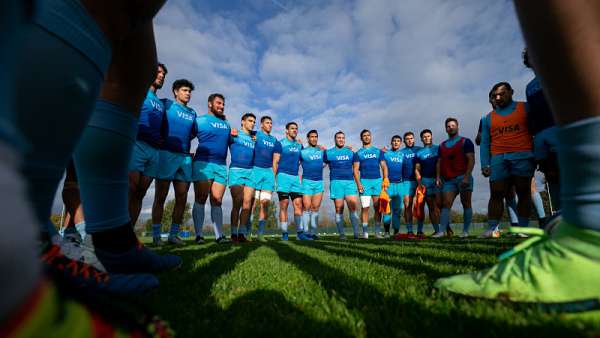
left=251, top=201, right=278, bottom=230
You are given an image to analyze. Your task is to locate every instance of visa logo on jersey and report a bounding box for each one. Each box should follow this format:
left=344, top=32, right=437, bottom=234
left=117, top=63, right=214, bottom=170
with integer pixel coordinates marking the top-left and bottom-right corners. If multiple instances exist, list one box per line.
left=495, top=124, right=521, bottom=134
left=389, top=157, right=401, bottom=163
left=210, top=122, right=229, bottom=129
left=336, top=155, right=350, bottom=161
left=364, top=153, right=377, bottom=159
left=176, top=111, right=194, bottom=121
left=287, top=146, right=300, bottom=152
left=262, top=140, right=274, bottom=147
left=241, top=140, right=254, bottom=148
left=405, top=153, right=415, bottom=159
left=150, top=100, right=164, bottom=112
left=309, top=154, right=322, bottom=160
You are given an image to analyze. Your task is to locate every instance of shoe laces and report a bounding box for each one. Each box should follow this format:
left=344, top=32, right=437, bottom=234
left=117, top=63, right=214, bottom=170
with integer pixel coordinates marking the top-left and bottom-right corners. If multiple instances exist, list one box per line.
left=42, top=245, right=109, bottom=284
left=498, top=227, right=547, bottom=261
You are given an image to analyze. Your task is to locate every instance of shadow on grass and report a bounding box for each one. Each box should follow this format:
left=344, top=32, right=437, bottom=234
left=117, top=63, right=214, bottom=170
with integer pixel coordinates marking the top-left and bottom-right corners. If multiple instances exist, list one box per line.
left=310, top=240, right=500, bottom=268
left=219, top=289, right=354, bottom=338
left=317, top=237, right=517, bottom=256
left=292, top=240, right=453, bottom=281
left=267, top=241, right=584, bottom=338
left=138, top=242, right=355, bottom=338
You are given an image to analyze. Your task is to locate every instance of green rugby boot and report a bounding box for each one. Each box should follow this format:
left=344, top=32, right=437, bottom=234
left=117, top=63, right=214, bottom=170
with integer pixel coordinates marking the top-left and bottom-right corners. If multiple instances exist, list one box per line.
left=435, top=223, right=600, bottom=312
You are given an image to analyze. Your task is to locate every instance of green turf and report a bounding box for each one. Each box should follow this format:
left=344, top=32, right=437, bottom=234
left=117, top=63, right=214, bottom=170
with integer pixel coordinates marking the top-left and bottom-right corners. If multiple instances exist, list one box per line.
left=135, top=235, right=600, bottom=338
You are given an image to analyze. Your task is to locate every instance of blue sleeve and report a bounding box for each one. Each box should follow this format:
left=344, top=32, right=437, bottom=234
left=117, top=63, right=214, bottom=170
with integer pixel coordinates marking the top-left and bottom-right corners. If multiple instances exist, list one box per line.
left=463, top=138, right=475, bottom=154
left=162, top=98, right=172, bottom=110
left=353, top=152, right=359, bottom=163
left=190, top=116, right=198, bottom=140
left=323, top=151, right=328, bottom=163
left=480, top=115, right=491, bottom=167
left=378, top=150, right=385, bottom=161
left=274, top=140, right=282, bottom=154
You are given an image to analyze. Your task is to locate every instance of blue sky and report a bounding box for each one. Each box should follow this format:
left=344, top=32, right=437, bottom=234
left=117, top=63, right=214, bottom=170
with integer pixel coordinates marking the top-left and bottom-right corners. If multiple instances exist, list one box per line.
left=55, top=0, right=534, bottom=224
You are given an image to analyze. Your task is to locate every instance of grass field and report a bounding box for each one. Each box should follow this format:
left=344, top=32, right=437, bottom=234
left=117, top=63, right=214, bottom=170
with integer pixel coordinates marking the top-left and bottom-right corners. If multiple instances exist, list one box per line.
left=135, top=234, right=600, bottom=338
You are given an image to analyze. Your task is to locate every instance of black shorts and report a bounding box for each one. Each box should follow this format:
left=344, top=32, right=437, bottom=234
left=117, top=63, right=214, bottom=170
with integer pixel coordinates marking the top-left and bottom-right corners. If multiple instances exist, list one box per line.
left=277, top=192, right=302, bottom=201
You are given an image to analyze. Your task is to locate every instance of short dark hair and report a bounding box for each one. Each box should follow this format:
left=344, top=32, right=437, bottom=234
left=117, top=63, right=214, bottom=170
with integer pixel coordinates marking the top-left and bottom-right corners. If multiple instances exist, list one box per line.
left=391, top=135, right=402, bottom=142
left=334, top=131, right=345, bottom=138
left=158, top=63, right=168, bottom=74
left=491, top=81, right=513, bottom=93
left=307, top=129, right=318, bottom=138
left=360, top=129, right=370, bottom=138
left=261, top=116, right=272, bottom=123
left=420, top=129, right=432, bottom=138
left=445, top=117, right=459, bottom=127
left=403, top=131, right=414, bottom=139
left=172, top=79, right=194, bottom=93
left=241, top=113, right=255, bottom=121
left=286, top=122, right=298, bottom=130
left=208, top=93, right=224, bottom=103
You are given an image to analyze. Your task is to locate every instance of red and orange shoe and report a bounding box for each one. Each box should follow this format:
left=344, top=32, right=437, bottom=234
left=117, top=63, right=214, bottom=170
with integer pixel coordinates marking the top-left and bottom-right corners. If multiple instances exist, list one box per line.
left=42, top=244, right=159, bottom=294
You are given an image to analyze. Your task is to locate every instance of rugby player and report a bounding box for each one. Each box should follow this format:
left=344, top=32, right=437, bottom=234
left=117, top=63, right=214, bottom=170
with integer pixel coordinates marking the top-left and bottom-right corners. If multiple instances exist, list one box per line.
left=383, top=135, right=404, bottom=237
left=325, top=131, right=361, bottom=239
left=151, top=79, right=197, bottom=246
left=274, top=122, right=304, bottom=241
left=523, top=48, right=560, bottom=212
left=436, top=0, right=600, bottom=307
left=229, top=113, right=256, bottom=243
left=415, top=129, right=441, bottom=237
left=0, top=1, right=175, bottom=335
left=400, top=132, right=421, bottom=235
left=353, top=129, right=389, bottom=239
left=252, top=116, right=282, bottom=242
left=128, top=63, right=167, bottom=227
left=434, top=118, right=475, bottom=238
left=300, top=130, right=325, bottom=240
left=192, top=93, right=231, bottom=244
left=480, top=82, right=535, bottom=237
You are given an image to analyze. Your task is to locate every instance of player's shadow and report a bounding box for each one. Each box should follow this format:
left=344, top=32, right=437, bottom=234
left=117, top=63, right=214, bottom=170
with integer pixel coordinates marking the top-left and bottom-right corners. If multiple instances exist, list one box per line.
left=218, top=289, right=355, bottom=338
left=267, top=241, right=581, bottom=338
left=142, top=243, right=258, bottom=337
left=291, top=240, right=451, bottom=280
left=300, top=240, right=495, bottom=273
left=318, top=237, right=515, bottom=256
left=143, top=242, right=359, bottom=338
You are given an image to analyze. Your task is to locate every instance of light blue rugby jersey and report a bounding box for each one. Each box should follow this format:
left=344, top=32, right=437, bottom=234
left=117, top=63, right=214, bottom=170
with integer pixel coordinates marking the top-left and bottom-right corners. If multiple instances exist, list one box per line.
left=324, top=147, right=355, bottom=181
left=300, top=146, right=324, bottom=181
left=383, top=149, right=404, bottom=183
left=253, top=130, right=281, bottom=168
left=194, top=113, right=231, bottom=165
left=136, top=90, right=165, bottom=148
left=161, top=100, right=197, bottom=154
left=353, top=146, right=384, bottom=179
left=416, top=145, right=439, bottom=178
left=277, top=138, right=302, bottom=175
left=229, top=130, right=255, bottom=169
